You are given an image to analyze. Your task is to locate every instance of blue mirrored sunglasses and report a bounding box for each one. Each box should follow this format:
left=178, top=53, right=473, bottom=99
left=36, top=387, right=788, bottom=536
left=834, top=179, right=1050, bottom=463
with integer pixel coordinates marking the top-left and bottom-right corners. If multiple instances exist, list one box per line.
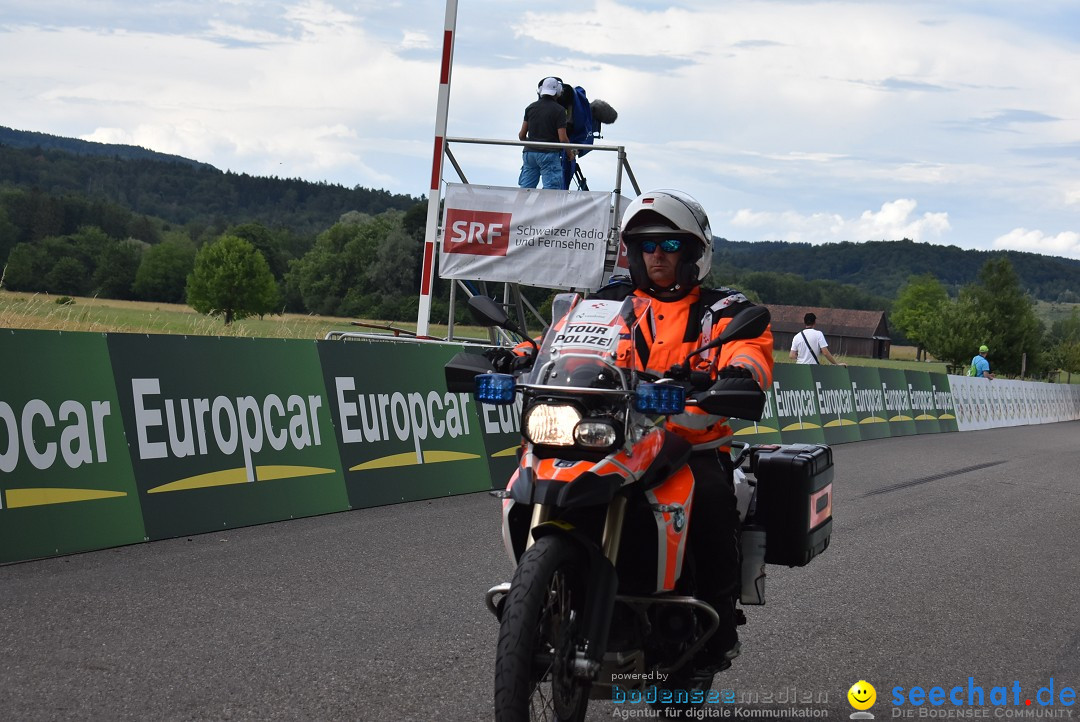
left=640, top=238, right=683, bottom=254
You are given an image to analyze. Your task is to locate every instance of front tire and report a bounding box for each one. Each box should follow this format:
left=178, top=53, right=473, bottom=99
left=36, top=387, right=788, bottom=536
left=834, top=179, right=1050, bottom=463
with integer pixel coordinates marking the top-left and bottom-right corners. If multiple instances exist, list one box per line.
left=494, top=534, right=591, bottom=722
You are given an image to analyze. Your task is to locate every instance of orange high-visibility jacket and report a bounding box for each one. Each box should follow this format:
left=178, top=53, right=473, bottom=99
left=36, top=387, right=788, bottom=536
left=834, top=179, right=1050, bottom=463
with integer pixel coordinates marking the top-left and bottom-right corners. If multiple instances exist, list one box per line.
left=610, top=285, right=774, bottom=449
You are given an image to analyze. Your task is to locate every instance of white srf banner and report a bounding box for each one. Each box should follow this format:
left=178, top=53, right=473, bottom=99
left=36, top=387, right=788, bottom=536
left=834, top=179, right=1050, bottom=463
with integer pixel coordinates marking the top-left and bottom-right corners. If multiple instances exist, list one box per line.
left=439, top=184, right=612, bottom=289
left=949, top=375, right=1080, bottom=431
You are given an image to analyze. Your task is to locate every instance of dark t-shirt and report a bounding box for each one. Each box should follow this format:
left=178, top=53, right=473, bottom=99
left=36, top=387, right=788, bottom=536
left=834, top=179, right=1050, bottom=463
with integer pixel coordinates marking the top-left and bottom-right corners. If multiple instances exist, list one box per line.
left=522, top=96, right=567, bottom=152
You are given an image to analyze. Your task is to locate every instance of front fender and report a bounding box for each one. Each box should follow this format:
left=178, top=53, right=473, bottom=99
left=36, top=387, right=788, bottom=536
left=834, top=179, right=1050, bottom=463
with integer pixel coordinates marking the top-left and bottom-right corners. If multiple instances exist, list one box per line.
left=531, top=522, right=618, bottom=665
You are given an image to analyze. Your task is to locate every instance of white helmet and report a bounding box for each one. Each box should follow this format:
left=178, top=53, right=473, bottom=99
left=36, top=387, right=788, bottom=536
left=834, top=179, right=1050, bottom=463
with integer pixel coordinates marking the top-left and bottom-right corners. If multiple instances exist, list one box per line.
left=620, top=189, right=713, bottom=291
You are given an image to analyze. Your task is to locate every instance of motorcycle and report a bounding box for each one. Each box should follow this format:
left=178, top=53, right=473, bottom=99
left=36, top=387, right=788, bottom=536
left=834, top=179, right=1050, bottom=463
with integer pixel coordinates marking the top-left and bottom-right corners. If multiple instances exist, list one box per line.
left=445, top=293, right=833, bottom=721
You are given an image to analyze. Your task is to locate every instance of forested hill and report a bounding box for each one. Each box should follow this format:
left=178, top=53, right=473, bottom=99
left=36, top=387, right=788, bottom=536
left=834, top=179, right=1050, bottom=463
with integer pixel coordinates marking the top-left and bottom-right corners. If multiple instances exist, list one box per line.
left=0, top=126, right=420, bottom=236
left=0, top=126, right=214, bottom=168
left=4, top=126, right=1079, bottom=308
left=713, top=238, right=1080, bottom=303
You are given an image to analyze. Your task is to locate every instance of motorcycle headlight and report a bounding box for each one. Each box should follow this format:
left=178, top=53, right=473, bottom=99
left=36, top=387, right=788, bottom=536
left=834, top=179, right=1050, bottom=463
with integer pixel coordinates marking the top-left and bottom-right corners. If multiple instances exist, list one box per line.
left=573, top=420, right=618, bottom=449
left=523, top=404, right=582, bottom=446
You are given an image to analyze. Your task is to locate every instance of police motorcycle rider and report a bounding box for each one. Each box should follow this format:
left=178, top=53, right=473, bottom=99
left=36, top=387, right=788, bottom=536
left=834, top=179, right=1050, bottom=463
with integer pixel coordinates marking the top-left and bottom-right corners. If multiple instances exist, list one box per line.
left=591, top=189, right=775, bottom=673
left=485, top=189, right=774, bottom=674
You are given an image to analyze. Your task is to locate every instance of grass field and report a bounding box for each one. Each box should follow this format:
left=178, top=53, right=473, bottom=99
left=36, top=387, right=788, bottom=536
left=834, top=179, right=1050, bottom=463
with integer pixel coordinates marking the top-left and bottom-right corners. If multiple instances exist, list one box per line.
left=772, top=347, right=946, bottom=373
left=0, top=290, right=486, bottom=341
left=1035, top=299, right=1080, bottom=327
left=2, top=290, right=950, bottom=373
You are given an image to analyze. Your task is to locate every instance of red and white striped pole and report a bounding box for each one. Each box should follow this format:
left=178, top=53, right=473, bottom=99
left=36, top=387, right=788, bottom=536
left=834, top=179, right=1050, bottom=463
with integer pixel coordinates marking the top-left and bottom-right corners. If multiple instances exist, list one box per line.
left=416, top=0, right=458, bottom=338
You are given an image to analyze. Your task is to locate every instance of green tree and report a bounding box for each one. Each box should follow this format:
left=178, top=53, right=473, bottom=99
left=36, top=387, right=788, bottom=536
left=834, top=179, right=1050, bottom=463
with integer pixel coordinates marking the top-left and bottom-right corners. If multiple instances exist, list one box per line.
left=921, top=257, right=1044, bottom=376
left=45, top=256, right=90, bottom=296
left=134, top=236, right=197, bottom=302
left=2, top=243, right=49, bottom=291
left=891, top=274, right=949, bottom=360
left=186, top=234, right=280, bottom=324
left=923, top=292, right=990, bottom=369
left=1045, top=309, right=1080, bottom=382
left=93, top=240, right=144, bottom=299
left=286, top=210, right=405, bottom=318
left=0, top=205, right=19, bottom=263
left=966, top=257, right=1044, bottom=376
left=366, top=227, right=417, bottom=295
left=227, top=222, right=287, bottom=279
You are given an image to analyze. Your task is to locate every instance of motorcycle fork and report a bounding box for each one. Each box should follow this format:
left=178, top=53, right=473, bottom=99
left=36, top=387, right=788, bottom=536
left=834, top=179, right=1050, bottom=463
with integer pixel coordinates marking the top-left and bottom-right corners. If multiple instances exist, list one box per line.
left=524, top=498, right=626, bottom=674
left=524, top=496, right=627, bottom=561
left=601, top=496, right=627, bottom=565
left=525, top=504, right=553, bottom=549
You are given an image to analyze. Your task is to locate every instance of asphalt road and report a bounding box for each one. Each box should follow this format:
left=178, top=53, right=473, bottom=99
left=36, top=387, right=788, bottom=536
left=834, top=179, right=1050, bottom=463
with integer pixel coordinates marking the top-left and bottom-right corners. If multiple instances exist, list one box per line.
left=2, top=422, right=1079, bottom=721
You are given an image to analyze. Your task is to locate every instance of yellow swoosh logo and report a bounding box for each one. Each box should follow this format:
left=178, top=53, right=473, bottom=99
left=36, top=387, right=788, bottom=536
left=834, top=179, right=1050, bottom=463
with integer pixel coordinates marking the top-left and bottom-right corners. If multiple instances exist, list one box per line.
left=350, top=450, right=481, bottom=471
left=5, top=488, right=127, bottom=508
left=781, top=421, right=821, bottom=431
left=147, top=465, right=335, bottom=493
left=734, top=425, right=778, bottom=435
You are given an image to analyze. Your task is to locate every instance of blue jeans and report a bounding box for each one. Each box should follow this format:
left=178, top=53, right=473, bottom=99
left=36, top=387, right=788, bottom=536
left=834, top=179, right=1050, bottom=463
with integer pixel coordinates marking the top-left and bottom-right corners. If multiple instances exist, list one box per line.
left=518, top=150, right=564, bottom=190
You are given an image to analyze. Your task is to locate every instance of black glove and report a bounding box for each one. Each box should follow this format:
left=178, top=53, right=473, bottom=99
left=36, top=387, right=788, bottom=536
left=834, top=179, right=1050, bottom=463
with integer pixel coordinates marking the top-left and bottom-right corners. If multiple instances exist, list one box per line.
left=664, top=363, right=690, bottom=381
left=483, top=348, right=515, bottom=373
left=716, top=365, right=753, bottom=380
left=484, top=347, right=533, bottom=374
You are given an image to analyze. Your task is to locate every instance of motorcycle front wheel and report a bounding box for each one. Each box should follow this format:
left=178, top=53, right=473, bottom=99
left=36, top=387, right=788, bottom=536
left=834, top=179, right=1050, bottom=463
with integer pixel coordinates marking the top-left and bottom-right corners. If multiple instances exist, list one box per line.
left=493, top=534, right=591, bottom=722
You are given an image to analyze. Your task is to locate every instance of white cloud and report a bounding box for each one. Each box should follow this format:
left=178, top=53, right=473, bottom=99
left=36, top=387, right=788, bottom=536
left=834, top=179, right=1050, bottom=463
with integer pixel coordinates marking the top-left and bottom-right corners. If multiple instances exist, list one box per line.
left=3, top=0, right=1080, bottom=254
left=400, top=30, right=433, bottom=50
left=729, top=199, right=950, bottom=244
left=992, top=228, right=1080, bottom=260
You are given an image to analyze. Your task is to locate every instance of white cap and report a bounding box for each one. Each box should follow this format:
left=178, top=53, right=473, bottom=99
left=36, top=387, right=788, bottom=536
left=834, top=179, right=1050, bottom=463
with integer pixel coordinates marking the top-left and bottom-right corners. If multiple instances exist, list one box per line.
left=539, top=77, right=561, bottom=97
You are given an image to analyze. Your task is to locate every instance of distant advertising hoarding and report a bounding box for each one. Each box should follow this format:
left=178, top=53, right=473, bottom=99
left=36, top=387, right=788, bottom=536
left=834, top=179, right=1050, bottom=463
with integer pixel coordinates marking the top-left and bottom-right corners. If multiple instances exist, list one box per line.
left=317, top=339, right=518, bottom=507
left=106, top=334, right=350, bottom=540
left=2, top=328, right=1079, bottom=564
left=0, top=331, right=145, bottom=563
left=846, top=365, right=893, bottom=441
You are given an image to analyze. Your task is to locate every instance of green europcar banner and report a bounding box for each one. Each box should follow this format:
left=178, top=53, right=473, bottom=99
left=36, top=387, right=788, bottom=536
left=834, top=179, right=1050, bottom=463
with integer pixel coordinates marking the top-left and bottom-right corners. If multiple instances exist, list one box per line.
left=846, top=365, right=892, bottom=441
left=9, top=323, right=1080, bottom=568
left=769, top=364, right=827, bottom=444
left=0, top=330, right=145, bottom=563
left=904, top=370, right=942, bottom=435
left=929, top=372, right=958, bottom=432
left=812, top=365, right=863, bottom=445
left=317, top=339, right=499, bottom=508
left=107, top=334, right=349, bottom=540
left=877, top=367, right=918, bottom=437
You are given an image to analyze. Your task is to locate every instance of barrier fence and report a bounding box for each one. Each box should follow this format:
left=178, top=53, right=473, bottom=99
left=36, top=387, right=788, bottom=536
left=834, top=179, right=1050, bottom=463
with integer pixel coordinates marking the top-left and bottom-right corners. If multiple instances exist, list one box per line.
left=2, top=329, right=1078, bottom=564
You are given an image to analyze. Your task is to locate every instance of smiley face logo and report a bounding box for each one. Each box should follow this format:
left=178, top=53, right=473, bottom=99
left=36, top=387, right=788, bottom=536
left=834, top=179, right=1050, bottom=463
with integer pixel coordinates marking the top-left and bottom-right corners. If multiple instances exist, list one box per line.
left=848, top=680, right=876, bottom=711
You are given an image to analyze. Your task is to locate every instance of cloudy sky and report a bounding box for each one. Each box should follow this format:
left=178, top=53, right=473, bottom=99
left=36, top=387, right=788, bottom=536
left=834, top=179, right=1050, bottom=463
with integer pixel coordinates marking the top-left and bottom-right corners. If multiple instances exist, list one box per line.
left=2, top=0, right=1079, bottom=259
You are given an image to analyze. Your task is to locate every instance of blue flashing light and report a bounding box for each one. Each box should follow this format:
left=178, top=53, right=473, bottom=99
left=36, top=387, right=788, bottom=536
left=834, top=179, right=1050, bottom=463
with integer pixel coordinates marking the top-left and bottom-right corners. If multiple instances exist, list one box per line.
left=475, top=373, right=516, bottom=405
left=634, top=383, right=685, bottom=415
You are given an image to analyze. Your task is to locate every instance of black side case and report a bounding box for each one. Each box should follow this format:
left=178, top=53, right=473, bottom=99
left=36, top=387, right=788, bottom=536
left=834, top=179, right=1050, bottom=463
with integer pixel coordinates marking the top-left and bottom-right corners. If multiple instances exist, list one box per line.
left=751, top=443, right=834, bottom=567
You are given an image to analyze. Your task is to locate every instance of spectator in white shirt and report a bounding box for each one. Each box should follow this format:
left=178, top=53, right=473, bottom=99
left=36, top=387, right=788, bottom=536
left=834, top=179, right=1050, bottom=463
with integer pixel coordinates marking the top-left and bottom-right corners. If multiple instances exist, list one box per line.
left=790, top=312, right=846, bottom=366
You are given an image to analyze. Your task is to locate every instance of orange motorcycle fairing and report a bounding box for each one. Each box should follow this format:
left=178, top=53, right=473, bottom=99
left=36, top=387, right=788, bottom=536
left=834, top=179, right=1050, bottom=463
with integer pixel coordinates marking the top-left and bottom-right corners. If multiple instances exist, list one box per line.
left=644, top=465, right=695, bottom=592
left=522, top=427, right=667, bottom=488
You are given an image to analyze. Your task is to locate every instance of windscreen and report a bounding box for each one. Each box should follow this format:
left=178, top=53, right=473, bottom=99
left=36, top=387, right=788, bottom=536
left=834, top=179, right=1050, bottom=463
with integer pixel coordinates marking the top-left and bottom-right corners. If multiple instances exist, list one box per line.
left=526, top=294, right=650, bottom=389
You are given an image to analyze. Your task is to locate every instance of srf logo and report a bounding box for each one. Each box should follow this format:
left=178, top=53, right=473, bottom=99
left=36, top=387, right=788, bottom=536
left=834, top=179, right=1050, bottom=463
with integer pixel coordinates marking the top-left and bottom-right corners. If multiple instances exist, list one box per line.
left=443, top=209, right=512, bottom=256
left=613, top=240, right=630, bottom=271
